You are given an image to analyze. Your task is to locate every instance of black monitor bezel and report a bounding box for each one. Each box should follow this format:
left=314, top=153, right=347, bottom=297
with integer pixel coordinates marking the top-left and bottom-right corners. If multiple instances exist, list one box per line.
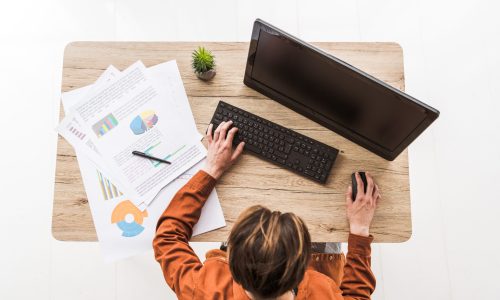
left=243, top=19, right=440, bottom=161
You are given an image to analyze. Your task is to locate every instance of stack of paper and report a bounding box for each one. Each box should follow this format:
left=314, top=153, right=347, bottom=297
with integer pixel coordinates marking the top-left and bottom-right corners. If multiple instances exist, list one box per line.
left=57, top=61, right=225, bottom=262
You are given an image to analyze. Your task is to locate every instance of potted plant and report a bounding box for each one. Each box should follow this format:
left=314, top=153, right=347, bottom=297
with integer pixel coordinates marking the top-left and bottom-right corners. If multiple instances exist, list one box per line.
left=192, top=46, right=216, bottom=81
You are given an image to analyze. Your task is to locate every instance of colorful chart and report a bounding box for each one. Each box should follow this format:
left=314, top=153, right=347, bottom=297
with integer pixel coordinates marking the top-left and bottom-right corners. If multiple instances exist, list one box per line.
left=130, top=110, right=159, bottom=135
left=97, top=171, right=122, bottom=200
left=69, top=126, right=86, bottom=140
left=111, top=200, right=148, bottom=237
left=92, top=113, right=118, bottom=138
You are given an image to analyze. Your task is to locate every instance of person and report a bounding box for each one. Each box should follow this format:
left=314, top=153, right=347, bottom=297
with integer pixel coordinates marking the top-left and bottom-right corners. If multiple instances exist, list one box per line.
left=153, top=121, right=380, bottom=300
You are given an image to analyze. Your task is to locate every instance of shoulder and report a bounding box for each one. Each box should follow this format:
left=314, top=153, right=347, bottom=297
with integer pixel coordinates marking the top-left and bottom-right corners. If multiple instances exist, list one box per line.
left=298, top=270, right=342, bottom=298
left=192, top=250, right=234, bottom=298
left=205, top=249, right=227, bottom=260
left=201, top=249, right=230, bottom=275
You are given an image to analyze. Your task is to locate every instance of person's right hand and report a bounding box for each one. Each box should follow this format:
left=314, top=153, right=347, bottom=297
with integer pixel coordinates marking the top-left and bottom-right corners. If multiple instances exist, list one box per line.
left=345, top=172, right=381, bottom=237
left=202, top=121, right=245, bottom=180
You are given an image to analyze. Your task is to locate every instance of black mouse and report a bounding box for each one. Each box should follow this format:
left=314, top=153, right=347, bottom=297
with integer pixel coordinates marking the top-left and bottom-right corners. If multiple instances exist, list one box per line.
left=351, top=171, right=367, bottom=200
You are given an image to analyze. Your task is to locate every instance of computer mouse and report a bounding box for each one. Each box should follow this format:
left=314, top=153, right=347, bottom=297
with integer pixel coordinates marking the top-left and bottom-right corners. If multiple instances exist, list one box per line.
left=351, top=171, right=367, bottom=200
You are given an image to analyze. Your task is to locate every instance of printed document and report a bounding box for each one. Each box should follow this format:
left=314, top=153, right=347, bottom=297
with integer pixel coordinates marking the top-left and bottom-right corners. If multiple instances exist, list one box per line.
left=59, top=63, right=225, bottom=262
left=70, top=61, right=206, bottom=207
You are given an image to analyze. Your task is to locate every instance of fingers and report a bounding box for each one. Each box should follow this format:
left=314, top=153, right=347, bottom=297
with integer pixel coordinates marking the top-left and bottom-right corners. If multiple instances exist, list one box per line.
left=373, top=184, right=381, bottom=206
left=231, top=141, right=245, bottom=161
left=206, top=123, right=214, bottom=144
left=218, top=120, right=233, bottom=143
left=366, top=172, right=375, bottom=198
left=355, top=172, right=364, bottom=200
left=372, top=183, right=379, bottom=197
left=214, top=121, right=224, bottom=142
left=226, top=127, right=238, bottom=145
left=345, top=185, right=353, bottom=206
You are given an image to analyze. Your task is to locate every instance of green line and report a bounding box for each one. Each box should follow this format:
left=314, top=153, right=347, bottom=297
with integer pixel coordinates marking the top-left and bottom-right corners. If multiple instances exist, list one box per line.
left=165, top=144, right=186, bottom=159
left=153, top=144, right=187, bottom=167
left=144, top=141, right=162, bottom=153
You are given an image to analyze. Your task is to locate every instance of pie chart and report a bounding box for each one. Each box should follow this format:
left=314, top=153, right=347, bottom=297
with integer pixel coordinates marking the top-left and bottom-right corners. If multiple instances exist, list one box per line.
left=111, top=200, right=148, bottom=237
left=130, top=110, right=159, bottom=135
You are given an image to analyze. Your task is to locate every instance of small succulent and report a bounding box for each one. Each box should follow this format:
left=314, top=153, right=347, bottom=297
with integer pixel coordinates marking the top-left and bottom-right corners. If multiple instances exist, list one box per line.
left=191, top=46, right=215, bottom=73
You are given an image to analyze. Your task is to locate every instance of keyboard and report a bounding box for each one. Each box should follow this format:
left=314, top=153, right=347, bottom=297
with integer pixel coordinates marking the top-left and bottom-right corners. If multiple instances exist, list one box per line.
left=209, top=101, right=339, bottom=183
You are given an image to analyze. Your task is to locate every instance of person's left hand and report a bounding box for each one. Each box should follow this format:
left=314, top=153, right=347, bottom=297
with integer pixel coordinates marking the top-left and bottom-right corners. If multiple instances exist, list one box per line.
left=345, top=172, right=381, bottom=237
left=202, top=121, right=245, bottom=180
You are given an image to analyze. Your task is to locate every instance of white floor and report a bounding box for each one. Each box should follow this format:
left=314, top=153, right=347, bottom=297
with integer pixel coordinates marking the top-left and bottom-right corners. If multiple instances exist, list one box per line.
left=1, top=0, right=499, bottom=299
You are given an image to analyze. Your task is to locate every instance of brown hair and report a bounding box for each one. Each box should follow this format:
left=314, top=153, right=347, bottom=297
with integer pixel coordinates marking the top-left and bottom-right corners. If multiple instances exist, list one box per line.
left=227, top=205, right=311, bottom=299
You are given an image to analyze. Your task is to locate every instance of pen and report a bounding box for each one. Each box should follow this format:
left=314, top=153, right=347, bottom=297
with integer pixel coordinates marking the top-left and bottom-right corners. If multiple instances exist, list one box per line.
left=132, top=150, right=172, bottom=165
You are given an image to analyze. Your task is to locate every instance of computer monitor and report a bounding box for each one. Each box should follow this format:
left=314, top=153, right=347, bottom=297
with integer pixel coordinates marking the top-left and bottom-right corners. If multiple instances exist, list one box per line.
left=244, top=19, right=439, bottom=161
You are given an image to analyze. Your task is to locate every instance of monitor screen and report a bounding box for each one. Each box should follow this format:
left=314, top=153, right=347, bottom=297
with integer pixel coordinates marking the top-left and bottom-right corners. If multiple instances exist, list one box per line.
left=251, top=30, right=426, bottom=151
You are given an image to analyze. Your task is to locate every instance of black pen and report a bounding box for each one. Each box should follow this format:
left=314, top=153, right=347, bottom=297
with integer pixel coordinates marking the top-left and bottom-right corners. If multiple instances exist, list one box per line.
left=132, top=150, right=172, bottom=165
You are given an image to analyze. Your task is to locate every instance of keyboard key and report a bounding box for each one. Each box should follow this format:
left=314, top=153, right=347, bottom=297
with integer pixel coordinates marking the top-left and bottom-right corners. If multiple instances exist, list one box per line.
left=305, top=169, right=315, bottom=176
left=246, top=143, right=261, bottom=154
left=284, top=144, right=292, bottom=153
left=276, top=152, right=287, bottom=159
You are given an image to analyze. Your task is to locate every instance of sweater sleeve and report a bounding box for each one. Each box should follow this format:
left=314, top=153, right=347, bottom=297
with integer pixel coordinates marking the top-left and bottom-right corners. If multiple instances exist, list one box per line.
left=153, top=170, right=217, bottom=299
left=340, top=234, right=376, bottom=300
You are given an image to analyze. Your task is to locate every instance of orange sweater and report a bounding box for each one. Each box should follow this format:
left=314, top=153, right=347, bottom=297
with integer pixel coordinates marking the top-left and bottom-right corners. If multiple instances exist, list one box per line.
left=153, top=170, right=376, bottom=299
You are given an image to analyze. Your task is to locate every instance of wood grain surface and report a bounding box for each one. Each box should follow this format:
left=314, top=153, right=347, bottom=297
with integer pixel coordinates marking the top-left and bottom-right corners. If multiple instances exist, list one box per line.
left=53, top=42, right=410, bottom=242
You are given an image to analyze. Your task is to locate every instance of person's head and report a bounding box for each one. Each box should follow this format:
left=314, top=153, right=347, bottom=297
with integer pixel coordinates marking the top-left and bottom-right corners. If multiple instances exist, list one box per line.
left=227, top=205, right=311, bottom=300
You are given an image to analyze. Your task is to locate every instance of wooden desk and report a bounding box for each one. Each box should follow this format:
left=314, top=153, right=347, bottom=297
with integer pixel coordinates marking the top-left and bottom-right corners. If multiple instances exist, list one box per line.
left=53, top=42, right=410, bottom=242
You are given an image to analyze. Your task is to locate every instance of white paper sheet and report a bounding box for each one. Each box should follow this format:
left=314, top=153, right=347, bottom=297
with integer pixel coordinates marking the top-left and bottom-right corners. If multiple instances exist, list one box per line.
left=68, top=61, right=206, bottom=207
left=59, top=61, right=226, bottom=262
left=58, top=62, right=203, bottom=200
left=58, top=66, right=122, bottom=179
left=148, top=60, right=202, bottom=140
left=79, top=158, right=224, bottom=263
